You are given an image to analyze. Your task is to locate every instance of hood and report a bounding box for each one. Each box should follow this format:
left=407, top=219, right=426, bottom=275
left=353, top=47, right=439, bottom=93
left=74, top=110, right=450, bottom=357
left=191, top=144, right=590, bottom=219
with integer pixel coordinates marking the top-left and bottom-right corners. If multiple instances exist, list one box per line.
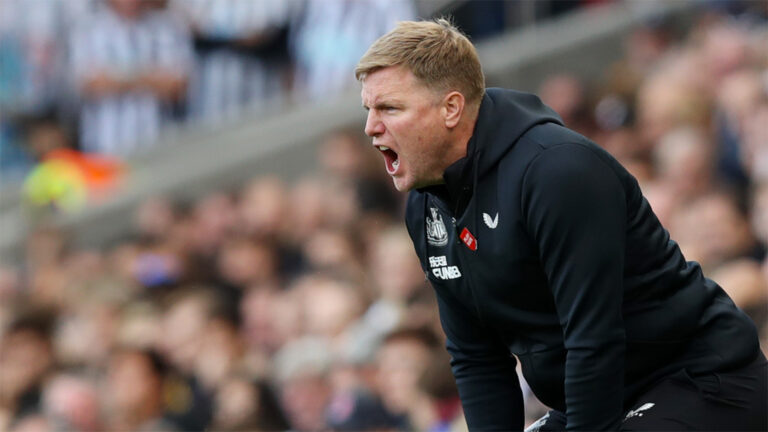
left=471, top=88, right=563, bottom=176
left=428, top=88, right=562, bottom=215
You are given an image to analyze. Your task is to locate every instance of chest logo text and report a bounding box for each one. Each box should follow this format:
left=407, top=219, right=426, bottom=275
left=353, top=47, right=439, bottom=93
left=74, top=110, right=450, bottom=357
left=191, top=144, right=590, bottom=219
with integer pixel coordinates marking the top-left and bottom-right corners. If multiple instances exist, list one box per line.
left=429, top=255, right=462, bottom=280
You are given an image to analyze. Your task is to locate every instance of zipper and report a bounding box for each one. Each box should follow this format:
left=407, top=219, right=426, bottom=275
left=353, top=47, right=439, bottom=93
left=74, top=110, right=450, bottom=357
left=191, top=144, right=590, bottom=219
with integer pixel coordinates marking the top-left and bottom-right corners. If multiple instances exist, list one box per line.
left=429, top=195, right=486, bottom=323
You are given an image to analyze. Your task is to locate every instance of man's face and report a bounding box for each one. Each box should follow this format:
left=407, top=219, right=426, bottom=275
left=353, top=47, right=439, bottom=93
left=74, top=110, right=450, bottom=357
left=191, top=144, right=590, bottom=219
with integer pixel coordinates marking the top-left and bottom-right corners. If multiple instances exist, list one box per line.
left=361, top=66, right=451, bottom=191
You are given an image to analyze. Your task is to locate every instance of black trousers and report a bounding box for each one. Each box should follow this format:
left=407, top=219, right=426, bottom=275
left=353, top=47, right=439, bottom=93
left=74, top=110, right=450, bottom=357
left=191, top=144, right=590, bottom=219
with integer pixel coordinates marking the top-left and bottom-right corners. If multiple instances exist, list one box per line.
left=526, top=352, right=768, bottom=431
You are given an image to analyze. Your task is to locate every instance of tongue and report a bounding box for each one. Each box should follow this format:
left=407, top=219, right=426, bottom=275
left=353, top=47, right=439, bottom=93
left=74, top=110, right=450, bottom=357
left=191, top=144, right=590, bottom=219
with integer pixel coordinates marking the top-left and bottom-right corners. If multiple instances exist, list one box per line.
left=383, top=149, right=399, bottom=174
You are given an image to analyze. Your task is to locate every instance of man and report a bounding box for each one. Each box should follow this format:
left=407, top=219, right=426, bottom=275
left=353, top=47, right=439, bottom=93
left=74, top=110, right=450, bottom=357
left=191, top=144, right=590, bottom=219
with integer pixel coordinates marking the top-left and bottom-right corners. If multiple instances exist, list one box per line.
left=355, top=19, right=767, bottom=431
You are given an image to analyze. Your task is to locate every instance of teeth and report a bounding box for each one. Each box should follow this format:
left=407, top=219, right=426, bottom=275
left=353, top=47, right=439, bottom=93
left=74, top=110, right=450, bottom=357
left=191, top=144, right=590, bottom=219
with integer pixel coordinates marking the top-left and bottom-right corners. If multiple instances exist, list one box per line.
left=392, top=160, right=400, bottom=169
left=379, top=146, right=390, bottom=151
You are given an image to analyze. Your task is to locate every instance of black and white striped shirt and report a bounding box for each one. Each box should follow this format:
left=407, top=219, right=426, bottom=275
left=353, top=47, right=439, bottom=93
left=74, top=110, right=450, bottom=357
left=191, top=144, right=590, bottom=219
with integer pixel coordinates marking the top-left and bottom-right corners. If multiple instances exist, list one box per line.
left=172, top=0, right=297, bottom=123
left=69, top=5, right=193, bottom=156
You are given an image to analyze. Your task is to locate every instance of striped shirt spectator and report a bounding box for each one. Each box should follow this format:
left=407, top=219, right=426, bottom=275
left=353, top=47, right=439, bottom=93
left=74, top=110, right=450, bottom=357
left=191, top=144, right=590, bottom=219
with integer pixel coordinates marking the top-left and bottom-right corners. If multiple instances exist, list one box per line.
left=172, top=0, right=297, bottom=123
left=69, top=0, right=192, bottom=156
left=289, top=0, right=416, bottom=100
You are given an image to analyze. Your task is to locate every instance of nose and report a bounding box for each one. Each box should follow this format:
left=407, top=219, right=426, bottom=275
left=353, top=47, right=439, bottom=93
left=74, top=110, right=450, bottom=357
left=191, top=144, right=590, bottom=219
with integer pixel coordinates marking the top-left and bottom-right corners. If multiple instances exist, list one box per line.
left=364, top=110, right=384, bottom=138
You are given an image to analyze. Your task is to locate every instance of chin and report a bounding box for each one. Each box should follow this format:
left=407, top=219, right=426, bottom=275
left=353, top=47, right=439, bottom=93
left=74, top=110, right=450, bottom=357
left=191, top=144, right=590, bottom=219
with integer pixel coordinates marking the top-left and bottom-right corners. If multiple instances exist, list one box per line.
left=392, top=177, right=413, bottom=192
left=392, top=181, right=409, bottom=192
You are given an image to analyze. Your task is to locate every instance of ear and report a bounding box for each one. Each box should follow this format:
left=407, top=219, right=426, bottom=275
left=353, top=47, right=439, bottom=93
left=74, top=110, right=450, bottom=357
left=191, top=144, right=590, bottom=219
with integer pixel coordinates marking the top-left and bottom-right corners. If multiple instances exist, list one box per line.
left=442, top=91, right=465, bottom=129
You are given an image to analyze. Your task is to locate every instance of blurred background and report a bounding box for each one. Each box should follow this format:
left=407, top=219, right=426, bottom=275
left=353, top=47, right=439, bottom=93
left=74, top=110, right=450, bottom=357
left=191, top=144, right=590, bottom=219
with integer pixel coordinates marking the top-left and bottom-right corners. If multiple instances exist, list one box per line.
left=0, top=0, right=766, bottom=430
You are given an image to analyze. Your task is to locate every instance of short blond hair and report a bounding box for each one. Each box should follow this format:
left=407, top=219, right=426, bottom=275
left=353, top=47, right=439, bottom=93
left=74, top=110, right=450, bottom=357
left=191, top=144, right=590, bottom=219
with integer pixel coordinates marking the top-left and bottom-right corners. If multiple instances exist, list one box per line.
left=355, top=18, right=485, bottom=107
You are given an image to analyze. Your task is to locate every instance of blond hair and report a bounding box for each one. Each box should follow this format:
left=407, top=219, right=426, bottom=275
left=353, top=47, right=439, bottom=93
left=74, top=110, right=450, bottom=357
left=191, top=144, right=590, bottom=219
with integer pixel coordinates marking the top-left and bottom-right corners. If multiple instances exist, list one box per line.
left=355, top=18, right=485, bottom=107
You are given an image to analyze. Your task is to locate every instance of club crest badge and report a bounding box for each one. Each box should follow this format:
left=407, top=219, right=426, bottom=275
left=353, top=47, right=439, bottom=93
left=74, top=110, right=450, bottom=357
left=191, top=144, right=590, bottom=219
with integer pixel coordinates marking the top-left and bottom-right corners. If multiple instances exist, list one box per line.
left=426, top=207, right=448, bottom=247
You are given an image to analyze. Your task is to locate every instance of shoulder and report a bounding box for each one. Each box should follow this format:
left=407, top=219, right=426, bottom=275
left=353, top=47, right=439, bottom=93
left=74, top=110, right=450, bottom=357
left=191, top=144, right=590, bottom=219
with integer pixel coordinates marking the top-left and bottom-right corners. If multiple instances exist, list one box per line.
left=507, top=125, right=625, bottom=189
left=493, top=123, right=593, bottom=187
left=405, top=191, right=426, bottom=229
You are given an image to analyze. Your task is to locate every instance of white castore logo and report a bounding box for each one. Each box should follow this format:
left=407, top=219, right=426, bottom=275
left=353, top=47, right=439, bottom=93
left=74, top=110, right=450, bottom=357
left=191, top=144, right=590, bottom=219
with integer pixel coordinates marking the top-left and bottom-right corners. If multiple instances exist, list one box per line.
left=483, top=212, right=499, bottom=229
left=623, top=403, right=655, bottom=422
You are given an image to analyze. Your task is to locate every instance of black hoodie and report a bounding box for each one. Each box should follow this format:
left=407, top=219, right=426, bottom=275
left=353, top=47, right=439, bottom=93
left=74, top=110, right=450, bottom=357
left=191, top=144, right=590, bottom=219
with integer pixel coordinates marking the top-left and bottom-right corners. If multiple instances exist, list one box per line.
left=404, top=88, right=760, bottom=430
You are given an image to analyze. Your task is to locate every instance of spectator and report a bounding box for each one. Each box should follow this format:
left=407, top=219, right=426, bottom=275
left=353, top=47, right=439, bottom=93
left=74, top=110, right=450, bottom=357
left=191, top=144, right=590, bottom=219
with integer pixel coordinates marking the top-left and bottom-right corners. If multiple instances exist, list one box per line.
left=103, top=348, right=179, bottom=431
left=211, top=376, right=289, bottom=431
left=171, top=0, right=296, bottom=122
left=69, top=0, right=193, bottom=155
left=0, top=310, right=55, bottom=431
left=714, top=69, right=765, bottom=191
left=375, top=327, right=443, bottom=430
left=235, top=176, right=289, bottom=241
left=155, top=289, right=216, bottom=430
left=538, top=73, right=592, bottom=135
left=670, top=192, right=762, bottom=270
left=42, top=372, right=102, bottom=432
left=709, top=259, right=768, bottom=328
left=318, top=130, right=400, bottom=217
left=289, top=0, right=415, bottom=99
left=0, top=0, right=64, bottom=115
left=653, top=126, right=717, bottom=204
left=273, top=337, right=334, bottom=431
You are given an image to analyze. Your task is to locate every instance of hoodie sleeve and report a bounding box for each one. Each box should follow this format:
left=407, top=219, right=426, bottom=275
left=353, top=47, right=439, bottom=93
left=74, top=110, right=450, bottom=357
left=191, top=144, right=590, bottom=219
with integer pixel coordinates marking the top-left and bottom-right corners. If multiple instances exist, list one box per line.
left=521, top=143, right=627, bottom=431
left=436, top=290, right=525, bottom=431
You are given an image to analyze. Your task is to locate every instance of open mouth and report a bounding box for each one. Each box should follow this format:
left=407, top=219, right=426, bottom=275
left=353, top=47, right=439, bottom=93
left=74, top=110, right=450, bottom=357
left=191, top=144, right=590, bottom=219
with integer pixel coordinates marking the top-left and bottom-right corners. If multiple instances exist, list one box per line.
left=377, top=145, right=400, bottom=175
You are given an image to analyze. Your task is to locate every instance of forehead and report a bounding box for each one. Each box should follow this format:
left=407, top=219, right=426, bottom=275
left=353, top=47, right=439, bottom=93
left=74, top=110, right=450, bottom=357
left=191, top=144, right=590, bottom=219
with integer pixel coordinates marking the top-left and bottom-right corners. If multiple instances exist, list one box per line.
left=361, top=66, right=428, bottom=104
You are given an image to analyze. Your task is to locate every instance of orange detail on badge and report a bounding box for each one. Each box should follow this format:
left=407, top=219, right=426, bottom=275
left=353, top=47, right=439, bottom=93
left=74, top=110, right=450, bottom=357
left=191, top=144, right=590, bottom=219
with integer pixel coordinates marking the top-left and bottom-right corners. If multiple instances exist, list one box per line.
left=460, top=228, right=477, bottom=251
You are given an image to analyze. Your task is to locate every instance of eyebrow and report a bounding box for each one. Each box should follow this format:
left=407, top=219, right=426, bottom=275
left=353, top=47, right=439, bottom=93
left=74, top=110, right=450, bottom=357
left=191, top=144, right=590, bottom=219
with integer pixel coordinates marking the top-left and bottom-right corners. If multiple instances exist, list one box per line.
left=363, top=100, right=401, bottom=110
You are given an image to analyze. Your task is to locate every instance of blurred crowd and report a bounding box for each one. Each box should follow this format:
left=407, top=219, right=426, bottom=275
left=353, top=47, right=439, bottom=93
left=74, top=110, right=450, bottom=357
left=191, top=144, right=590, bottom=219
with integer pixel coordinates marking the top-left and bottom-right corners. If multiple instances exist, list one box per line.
left=1, top=2, right=768, bottom=432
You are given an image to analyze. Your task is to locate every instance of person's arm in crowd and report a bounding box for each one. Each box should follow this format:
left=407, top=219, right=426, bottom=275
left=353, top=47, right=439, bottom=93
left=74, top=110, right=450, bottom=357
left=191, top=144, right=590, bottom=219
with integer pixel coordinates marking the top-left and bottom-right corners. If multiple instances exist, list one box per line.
left=522, top=142, right=627, bottom=430
left=79, top=72, right=136, bottom=99
left=134, top=71, right=187, bottom=103
left=436, top=290, right=525, bottom=430
left=71, top=12, right=193, bottom=102
left=138, top=11, right=194, bottom=103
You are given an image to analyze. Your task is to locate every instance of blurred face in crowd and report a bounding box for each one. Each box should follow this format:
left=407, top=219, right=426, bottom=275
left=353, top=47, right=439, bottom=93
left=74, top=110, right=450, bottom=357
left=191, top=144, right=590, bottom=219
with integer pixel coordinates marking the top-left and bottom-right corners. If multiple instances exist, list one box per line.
left=44, top=374, right=102, bottom=432
left=0, top=329, right=52, bottom=405
left=301, top=279, right=364, bottom=339
left=241, top=287, right=301, bottom=354
left=157, top=295, right=208, bottom=372
left=192, top=193, right=237, bottom=254
left=195, top=318, right=243, bottom=389
left=106, top=351, right=162, bottom=423
left=361, top=66, right=462, bottom=192
left=376, top=337, right=432, bottom=414
left=134, top=197, right=176, bottom=242
left=751, top=183, right=768, bottom=245
left=303, top=229, right=360, bottom=275
left=217, top=238, right=277, bottom=288
left=710, top=259, right=767, bottom=312
left=213, top=377, right=259, bottom=430
left=670, top=194, right=754, bottom=269
left=742, top=105, right=768, bottom=182
left=320, top=132, right=367, bottom=180
left=280, top=373, right=331, bottom=431
left=538, top=74, right=585, bottom=126
left=109, top=0, right=144, bottom=19
left=655, top=127, right=714, bottom=201
left=238, top=177, right=287, bottom=238
left=370, top=227, right=425, bottom=301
